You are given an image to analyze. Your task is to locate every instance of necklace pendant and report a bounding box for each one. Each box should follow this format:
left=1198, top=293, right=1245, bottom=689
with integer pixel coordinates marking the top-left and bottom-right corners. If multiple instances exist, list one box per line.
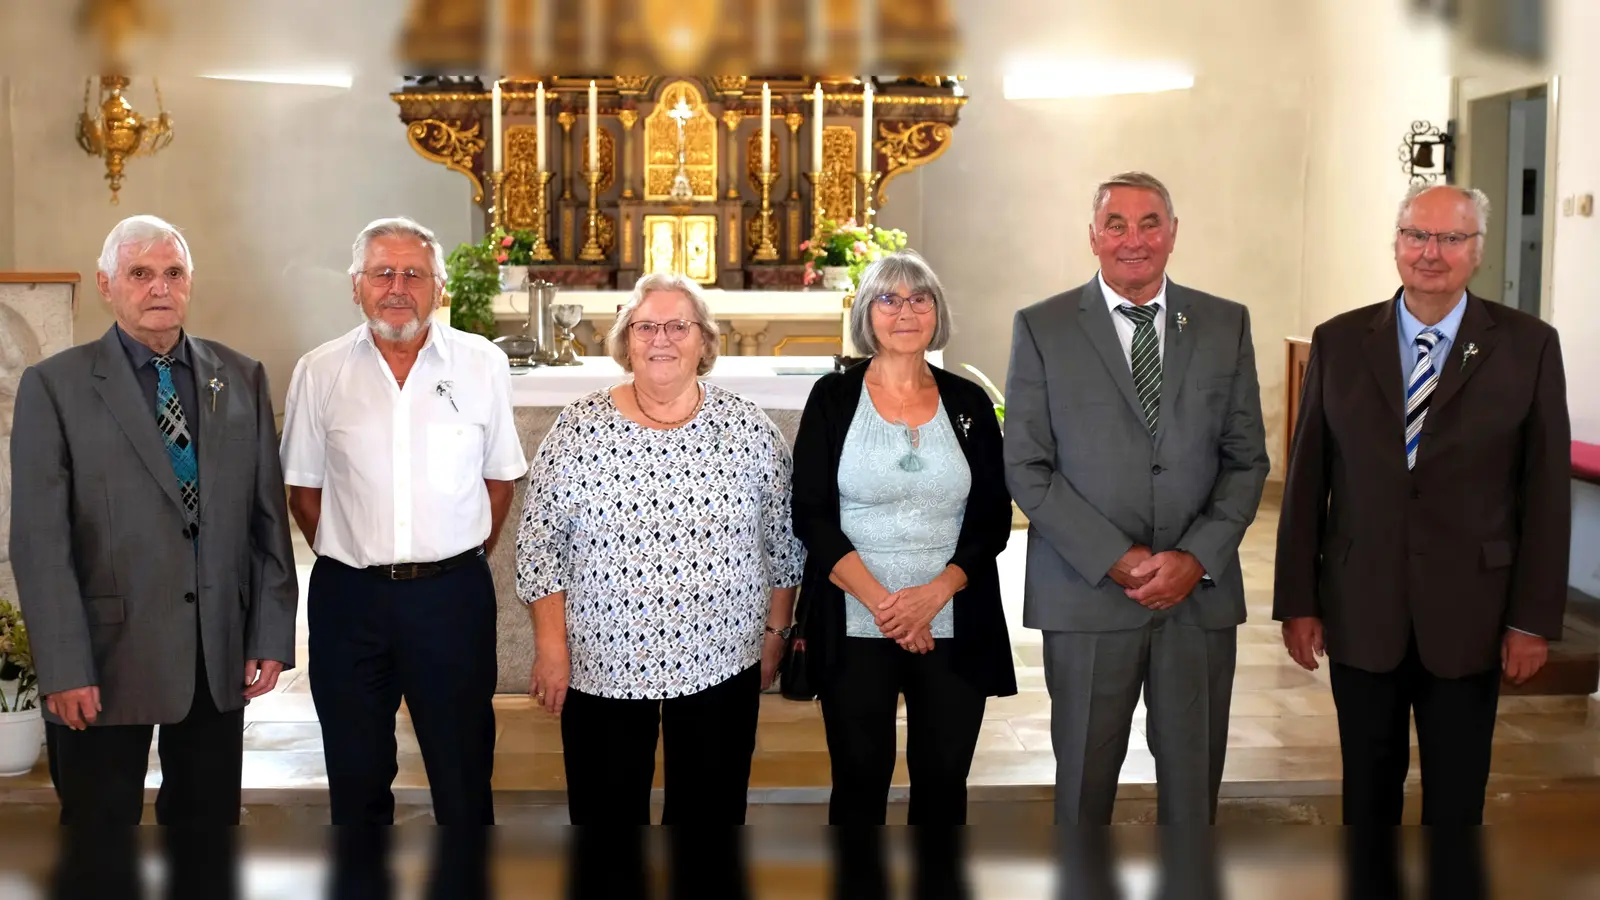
left=898, top=453, right=924, bottom=472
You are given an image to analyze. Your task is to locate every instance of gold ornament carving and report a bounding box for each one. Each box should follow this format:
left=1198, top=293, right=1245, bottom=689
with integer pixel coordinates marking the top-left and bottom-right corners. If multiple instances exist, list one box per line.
left=616, top=108, right=639, bottom=130
left=580, top=126, right=616, bottom=194
left=783, top=111, right=803, bottom=132
left=614, top=76, right=652, bottom=95
left=709, top=75, right=749, bottom=96
left=821, top=126, right=857, bottom=223
left=405, top=118, right=485, bottom=203
left=644, top=80, right=716, bottom=200
left=503, top=125, right=542, bottom=230
left=875, top=120, right=955, bottom=207
left=745, top=131, right=781, bottom=195
left=583, top=210, right=616, bottom=256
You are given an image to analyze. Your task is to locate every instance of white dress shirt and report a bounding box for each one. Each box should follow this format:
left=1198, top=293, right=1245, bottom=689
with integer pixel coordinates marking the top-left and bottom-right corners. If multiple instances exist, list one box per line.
left=1099, top=271, right=1169, bottom=368
left=280, top=322, right=528, bottom=568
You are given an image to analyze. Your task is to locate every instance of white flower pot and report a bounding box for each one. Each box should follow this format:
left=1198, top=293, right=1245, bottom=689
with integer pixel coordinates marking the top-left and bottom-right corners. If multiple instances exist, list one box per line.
left=821, top=265, right=853, bottom=291
left=500, top=265, right=529, bottom=292
left=0, top=708, right=42, bottom=776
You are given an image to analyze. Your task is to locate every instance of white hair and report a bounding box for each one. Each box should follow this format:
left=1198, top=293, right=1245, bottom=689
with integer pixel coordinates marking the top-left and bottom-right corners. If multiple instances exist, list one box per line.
left=348, top=216, right=447, bottom=285
left=849, top=249, right=952, bottom=356
left=1092, top=171, right=1176, bottom=222
left=607, top=273, right=721, bottom=376
left=1397, top=184, right=1491, bottom=234
left=98, top=215, right=193, bottom=278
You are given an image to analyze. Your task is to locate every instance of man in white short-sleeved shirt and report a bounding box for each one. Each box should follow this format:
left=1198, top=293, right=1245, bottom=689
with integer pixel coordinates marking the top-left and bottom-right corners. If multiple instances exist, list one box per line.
left=279, top=218, right=526, bottom=870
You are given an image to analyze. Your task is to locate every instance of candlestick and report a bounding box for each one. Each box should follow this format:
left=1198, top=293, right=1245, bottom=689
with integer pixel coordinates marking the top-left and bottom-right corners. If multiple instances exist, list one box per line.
left=491, top=170, right=507, bottom=231
left=806, top=170, right=828, bottom=241
left=588, top=80, right=599, bottom=174
left=761, top=83, right=772, bottom=178
left=535, top=81, right=546, bottom=172
left=491, top=80, right=503, bottom=172
left=557, top=110, right=575, bottom=200
left=754, top=171, right=779, bottom=261
left=812, top=83, right=824, bottom=168
left=579, top=171, right=605, bottom=262
left=860, top=82, right=873, bottom=172
left=855, top=171, right=881, bottom=227
left=530, top=170, right=555, bottom=261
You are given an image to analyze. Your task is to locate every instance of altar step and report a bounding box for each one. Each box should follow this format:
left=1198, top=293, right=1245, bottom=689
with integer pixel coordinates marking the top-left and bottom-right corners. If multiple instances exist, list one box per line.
left=1508, top=587, right=1600, bottom=697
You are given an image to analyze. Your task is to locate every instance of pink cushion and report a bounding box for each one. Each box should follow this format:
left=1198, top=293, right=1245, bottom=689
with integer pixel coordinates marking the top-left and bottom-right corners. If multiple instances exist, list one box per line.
left=1573, top=442, right=1600, bottom=483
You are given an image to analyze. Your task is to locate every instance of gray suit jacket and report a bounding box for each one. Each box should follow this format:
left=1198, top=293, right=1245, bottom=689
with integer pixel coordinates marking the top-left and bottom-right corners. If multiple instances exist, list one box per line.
left=1003, top=278, right=1269, bottom=633
left=10, top=327, right=298, bottom=726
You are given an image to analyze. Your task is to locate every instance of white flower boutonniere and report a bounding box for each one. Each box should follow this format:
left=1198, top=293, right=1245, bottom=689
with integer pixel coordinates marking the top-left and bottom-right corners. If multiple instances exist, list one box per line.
left=435, top=379, right=458, bottom=412
left=207, top=378, right=225, bottom=412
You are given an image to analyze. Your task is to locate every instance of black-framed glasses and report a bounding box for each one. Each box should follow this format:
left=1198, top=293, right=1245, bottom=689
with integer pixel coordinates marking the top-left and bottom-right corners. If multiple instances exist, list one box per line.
left=361, top=267, right=436, bottom=290
left=629, top=319, right=700, bottom=342
left=872, top=292, right=936, bottom=314
left=1396, top=227, right=1481, bottom=250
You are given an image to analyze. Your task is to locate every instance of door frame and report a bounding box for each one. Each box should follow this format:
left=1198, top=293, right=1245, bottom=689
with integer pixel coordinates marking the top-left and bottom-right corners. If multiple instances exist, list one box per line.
left=1453, top=74, right=1562, bottom=322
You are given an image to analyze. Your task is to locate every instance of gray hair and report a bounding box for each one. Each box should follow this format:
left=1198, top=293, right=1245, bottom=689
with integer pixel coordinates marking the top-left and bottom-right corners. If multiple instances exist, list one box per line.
left=98, top=215, right=193, bottom=278
left=1091, top=171, right=1176, bottom=222
left=348, top=216, right=447, bottom=285
left=1396, top=184, right=1491, bottom=235
left=848, top=249, right=952, bottom=356
left=607, top=273, right=721, bottom=376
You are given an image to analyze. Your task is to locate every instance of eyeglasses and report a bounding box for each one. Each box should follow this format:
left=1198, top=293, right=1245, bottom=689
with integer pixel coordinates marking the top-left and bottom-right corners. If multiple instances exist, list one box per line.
left=872, top=292, right=936, bottom=314
left=1396, top=228, right=1482, bottom=250
left=629, top=319, right=700, bottom=342
left=361, top=267, right=436, bottom=290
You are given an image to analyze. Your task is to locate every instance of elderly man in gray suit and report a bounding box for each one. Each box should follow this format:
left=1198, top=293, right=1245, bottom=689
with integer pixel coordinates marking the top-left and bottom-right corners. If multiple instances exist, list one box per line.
left=1004, top=172, right=1269, bottom=825
left=10, top=214, right=298, bottom=832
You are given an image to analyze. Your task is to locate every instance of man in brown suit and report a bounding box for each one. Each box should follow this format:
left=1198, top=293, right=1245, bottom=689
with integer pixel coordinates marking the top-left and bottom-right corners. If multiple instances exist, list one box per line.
left=1274, top=184, right=1569, bottom=833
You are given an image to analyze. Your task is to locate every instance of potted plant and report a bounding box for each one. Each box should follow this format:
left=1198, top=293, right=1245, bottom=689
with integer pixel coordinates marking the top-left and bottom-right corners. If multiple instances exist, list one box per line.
left=444, top=237, right=500, bottom=340
left=493, top=228, right=540, bottom=291
left=0, top=599, right=41, bottom=776
left=802, top=219, right=910, bottom=291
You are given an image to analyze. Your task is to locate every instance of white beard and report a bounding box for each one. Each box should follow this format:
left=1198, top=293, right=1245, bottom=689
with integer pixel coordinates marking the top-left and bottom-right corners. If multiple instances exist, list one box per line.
left=369, top=316, right=424, bottom=343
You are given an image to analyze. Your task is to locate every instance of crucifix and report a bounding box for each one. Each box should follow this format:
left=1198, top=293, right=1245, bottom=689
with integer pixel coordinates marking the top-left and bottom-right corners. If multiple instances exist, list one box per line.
left=667, top=97, right=695, bottom=204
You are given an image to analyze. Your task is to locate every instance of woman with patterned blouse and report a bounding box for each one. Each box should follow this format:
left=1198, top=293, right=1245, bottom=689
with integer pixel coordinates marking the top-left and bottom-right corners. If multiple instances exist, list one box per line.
left=792, top=251, right=1017, bottom=825
left=515, top=273, right=804, bottom=825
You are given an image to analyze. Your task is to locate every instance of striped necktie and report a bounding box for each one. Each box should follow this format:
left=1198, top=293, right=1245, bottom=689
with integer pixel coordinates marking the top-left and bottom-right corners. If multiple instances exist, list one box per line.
left=1405, top=330, right=1442, bottom=470
left=152, top=355, right=200, bottom=520
left=1116, top=303, right=1162, bottom=436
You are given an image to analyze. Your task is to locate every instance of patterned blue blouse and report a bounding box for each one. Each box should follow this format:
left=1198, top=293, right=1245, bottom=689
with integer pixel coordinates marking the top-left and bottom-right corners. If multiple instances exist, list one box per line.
left=838, top=384, right=970, bottom=638
left=515, top=383, right=805, bottom=699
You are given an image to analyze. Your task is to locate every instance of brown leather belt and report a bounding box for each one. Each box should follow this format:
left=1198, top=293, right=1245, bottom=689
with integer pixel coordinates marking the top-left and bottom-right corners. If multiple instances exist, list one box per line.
left=366, top=547, right=484, bottom=581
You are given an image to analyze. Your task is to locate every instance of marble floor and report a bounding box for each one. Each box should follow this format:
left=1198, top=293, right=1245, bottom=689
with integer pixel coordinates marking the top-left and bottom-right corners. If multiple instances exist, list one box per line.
left=2, top=495, right=1599, bottom=826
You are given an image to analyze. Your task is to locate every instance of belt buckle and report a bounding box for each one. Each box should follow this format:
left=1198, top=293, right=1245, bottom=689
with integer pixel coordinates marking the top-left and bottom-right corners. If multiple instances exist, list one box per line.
left=388, top=563, right=421, bottom=581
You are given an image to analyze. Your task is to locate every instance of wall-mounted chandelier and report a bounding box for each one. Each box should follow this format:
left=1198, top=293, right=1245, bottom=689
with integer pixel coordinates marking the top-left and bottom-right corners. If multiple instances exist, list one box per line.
left=76, top=75, right=174, bottom=204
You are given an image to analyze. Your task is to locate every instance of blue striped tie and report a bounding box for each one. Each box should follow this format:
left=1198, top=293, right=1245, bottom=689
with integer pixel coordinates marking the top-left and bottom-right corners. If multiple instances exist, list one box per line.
left=1405, top=330, right=1441, bottom=470
left=152, top=355, right=200, bottom=519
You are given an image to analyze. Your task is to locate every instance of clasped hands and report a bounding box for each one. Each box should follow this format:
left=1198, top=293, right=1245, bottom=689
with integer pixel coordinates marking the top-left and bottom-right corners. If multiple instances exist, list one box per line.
left=874, top=574, right=959, bottom=654
left=1109, top=545, right=1205, bottom=611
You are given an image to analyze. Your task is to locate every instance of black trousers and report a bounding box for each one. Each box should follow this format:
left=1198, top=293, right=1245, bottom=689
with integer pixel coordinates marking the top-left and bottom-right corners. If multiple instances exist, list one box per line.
left=818, top=638, right=986, bottom=825
left=46, top=640, right=241, bottom=899
left=1329, top=635, right=1501, bottom=826
left=560, top=664, right=761, bottom=825
left=309, top=554, right=497, bottom=900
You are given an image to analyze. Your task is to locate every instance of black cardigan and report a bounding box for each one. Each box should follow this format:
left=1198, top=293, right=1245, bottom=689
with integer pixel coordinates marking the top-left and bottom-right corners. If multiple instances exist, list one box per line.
left=790, top=360, right=1018, bottom=698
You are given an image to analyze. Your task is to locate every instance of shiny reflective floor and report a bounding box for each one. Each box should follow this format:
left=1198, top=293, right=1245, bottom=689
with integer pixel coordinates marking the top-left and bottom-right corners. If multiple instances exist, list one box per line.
left=2, top=496, right=1599, bottom=828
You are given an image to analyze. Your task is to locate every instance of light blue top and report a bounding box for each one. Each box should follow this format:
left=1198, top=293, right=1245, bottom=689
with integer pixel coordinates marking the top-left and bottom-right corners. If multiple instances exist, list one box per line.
left=1397, top=292, right=1467, bottom=384
left=837, top=384, right=970, bottom=639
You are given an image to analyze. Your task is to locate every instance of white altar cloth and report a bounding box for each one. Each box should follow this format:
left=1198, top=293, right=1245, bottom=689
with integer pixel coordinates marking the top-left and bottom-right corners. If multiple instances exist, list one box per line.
left=509, top=352, right=943, bottom=410
left=493, top=288, right=848, bottom=321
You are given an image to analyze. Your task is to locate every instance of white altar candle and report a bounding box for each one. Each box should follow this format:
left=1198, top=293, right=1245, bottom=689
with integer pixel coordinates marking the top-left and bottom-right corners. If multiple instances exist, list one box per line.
left=489, top=80, right=502, bottom=173
left=761, top=83, right=772, bottom=177
left=860, top=82, right=873, bottom=172
left=812, top=83, right=823, bottom=169
left=535, top=81, right=546, bottom=173
left=588, top=80, right=598, bottom=176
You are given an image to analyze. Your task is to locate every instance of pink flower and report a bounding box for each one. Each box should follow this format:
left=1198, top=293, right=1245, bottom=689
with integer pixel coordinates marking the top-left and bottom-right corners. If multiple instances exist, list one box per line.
left=501, top=235, right=514, bottom=247
left=853, top=241, right=868, bottom=255
left=496, top=253, right=509, bottom=263
left=799, top=240, right=810, bottom=250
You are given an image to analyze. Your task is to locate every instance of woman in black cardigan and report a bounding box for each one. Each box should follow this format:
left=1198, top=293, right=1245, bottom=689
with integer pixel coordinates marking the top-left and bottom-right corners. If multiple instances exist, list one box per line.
left=791, top=250, right=1017, bottom=825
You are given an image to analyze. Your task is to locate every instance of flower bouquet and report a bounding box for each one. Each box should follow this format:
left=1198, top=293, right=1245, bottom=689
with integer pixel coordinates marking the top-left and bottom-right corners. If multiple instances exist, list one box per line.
left=801, top=219, right=910, bottom=289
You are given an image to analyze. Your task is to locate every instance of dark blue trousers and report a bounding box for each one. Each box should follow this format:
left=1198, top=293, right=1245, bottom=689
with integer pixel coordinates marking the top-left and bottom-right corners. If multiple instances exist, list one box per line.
left=309, top=553, right=497, bottom=899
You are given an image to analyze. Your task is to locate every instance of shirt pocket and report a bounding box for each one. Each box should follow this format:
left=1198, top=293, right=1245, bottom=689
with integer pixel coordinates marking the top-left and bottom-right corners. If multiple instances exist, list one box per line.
left=427, top=422, right=485, bottom=494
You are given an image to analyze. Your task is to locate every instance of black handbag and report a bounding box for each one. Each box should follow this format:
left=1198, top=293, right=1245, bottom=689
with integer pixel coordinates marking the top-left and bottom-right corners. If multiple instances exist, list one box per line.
left=779, top=595, right=815, bottom=701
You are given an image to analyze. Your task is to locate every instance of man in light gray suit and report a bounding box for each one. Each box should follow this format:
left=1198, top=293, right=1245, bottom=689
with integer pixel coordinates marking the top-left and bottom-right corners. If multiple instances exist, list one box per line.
left=10, top=215, right=297, bottom=833
left=1004, top=172, right=1269, bottom=825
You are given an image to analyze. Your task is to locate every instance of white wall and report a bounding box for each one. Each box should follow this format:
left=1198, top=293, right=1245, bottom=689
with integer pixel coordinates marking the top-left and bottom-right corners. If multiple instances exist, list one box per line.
left=7, top=73, right=472, bottom=411
left=919, top=0, right=1313, bottom=478
left=1550, top=0, right=1600, bottom=442
left=0, top=78, right=13, bottom=270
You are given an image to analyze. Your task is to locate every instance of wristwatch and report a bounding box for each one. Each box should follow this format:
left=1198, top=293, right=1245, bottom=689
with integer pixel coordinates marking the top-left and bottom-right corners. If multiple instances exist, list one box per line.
left=763, top=624, right=794, bottom=640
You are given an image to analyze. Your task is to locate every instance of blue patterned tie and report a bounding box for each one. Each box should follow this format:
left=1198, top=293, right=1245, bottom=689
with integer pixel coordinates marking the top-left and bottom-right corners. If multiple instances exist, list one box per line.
left=1404, top=330, right=1441, bottom=470
left=152, top=356, right=199, bottom=519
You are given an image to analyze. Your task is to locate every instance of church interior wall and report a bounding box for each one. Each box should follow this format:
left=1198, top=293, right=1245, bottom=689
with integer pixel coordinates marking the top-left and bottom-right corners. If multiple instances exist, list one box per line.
left=1549, top=0, right=1600, bottom=444
left=0, top=77, right=15, bottom=271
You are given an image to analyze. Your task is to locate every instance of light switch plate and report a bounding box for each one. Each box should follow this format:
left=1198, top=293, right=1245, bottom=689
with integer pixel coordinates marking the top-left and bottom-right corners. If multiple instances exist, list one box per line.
left=1563, top=196, right=1575, bottom=216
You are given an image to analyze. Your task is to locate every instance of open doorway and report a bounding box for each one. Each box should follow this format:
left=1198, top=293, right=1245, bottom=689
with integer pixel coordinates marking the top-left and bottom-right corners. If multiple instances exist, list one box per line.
left=1463, top=84, right=1550, bottom=317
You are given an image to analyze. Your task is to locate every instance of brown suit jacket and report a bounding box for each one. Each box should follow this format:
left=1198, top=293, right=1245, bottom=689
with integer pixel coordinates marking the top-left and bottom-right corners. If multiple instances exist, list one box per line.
left=1273, top=292, right=1570, bottom=678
